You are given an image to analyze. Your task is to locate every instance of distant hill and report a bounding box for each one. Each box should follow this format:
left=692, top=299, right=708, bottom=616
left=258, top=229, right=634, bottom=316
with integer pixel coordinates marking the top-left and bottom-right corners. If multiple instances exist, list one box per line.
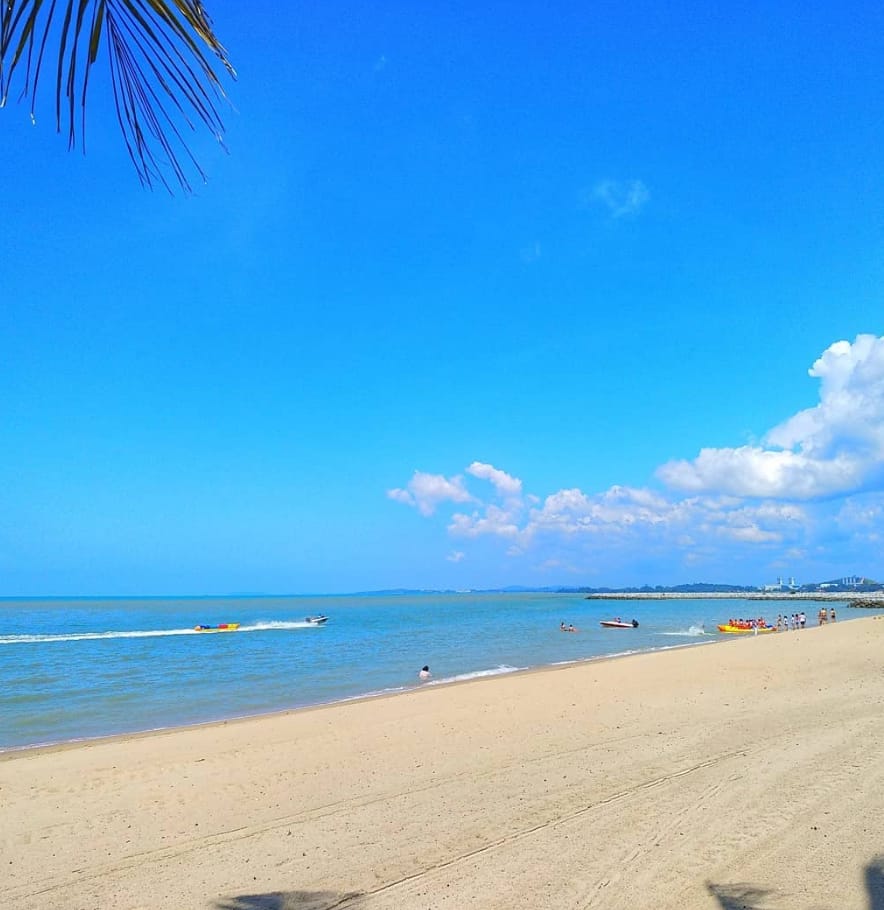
left=347, top=586, right=566, bottom=596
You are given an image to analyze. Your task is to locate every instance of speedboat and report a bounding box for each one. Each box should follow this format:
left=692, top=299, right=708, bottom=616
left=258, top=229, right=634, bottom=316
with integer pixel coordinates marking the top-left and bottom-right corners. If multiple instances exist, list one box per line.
left=599, top=619, right=639, bottom=628
left=305, top=615, right=328, bottom=625
left=193, top=623, right=240, bottom=632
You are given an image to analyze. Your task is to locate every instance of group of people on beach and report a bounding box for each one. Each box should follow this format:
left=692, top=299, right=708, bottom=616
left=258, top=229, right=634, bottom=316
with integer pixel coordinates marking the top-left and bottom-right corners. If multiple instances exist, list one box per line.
left=772, top=608, right=834, bottom=630
left=775, top=612, right=806, bottom=631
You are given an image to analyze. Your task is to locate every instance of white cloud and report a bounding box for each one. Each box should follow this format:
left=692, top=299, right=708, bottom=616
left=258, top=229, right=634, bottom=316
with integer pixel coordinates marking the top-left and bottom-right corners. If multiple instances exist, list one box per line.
left=657, top=335, right=884, bottom=500
left=524, top=485, right=673, bottom=540
left=386, top=471, right=473, bottom=516
left=592, top=179, right=650, bottom=218
left=446, top=550, right=465, bottom=563
left=439, top=478, right=804, bottom=554
left=768, top=334, right=884, bottom=454
left=387, top=488, right=415, bottom=507
left=449, top=505, right=522, bottom=539
left=717, top=525, right=782, bottom=544
left=466, top=462, right=523, bottom=498
left=442, top=463, right=528, bottom=539
left=657, top=447, right=860, bottom=499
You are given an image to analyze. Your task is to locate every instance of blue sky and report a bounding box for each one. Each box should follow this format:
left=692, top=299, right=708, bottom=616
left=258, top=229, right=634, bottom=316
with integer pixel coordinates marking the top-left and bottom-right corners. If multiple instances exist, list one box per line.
left=2, top=1, right=883, bottom=594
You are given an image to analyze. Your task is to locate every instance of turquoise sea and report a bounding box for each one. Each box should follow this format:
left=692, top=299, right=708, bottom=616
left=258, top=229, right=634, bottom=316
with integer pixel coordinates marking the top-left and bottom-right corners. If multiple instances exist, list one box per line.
left=2, top=593, right=878, bottom=751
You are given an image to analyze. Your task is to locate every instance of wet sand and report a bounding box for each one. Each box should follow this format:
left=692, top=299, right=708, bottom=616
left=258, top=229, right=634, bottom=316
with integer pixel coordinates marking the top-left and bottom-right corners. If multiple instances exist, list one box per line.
left=3, top=616, right=883, bottom=910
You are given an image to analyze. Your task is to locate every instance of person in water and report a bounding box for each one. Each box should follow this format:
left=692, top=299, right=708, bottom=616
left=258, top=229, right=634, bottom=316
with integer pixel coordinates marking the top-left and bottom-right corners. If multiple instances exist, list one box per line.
left=560, top=622, right=567, bottom=631
left=419, top=665, right=431, bottom=680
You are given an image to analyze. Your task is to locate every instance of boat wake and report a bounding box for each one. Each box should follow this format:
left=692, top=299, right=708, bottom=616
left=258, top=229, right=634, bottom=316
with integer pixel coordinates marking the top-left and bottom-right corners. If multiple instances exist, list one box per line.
left=240, top=621, right=323, bottom=632
left=0, top=621, right=321, bottom=645
left=659, top=624, right=708, bottom=637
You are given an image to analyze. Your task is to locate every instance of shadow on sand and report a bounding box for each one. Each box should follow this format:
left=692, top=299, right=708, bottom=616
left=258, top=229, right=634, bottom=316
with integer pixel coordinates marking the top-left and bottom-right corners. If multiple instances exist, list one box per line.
left=706, top=856, right=884, bottom=910
left=213, top=862, right=884, bottom=910
left=214, top=891, right=363, bottom=910
left=867, top=855, right=884, bottom=910
left=706, top=883, right=773, bottom=910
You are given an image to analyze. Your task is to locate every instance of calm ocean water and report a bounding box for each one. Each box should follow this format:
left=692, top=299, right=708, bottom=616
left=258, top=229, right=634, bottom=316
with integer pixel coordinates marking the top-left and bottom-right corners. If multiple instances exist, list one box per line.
left=1, top=593, right=877, bottom=751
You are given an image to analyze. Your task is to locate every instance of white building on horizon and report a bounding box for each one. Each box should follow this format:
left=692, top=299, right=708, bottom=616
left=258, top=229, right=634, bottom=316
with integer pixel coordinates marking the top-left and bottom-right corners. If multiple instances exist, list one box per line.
left=762, top=576, right=799, bottom=592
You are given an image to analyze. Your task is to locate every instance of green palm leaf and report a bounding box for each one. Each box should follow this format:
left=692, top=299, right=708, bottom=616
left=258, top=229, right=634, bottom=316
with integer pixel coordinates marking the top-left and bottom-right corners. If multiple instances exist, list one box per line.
left=0, top=0, right=235, bottom=192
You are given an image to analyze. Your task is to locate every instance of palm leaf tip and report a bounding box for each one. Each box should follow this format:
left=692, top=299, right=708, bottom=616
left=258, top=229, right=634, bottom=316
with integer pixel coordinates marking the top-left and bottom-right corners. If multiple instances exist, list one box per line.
left=0, top=0, right=235, bottom=192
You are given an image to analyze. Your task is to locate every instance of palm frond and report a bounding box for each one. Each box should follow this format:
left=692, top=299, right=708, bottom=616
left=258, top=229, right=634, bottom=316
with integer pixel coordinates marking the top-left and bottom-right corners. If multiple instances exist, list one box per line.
left=0, top=0, right=235, bottom=192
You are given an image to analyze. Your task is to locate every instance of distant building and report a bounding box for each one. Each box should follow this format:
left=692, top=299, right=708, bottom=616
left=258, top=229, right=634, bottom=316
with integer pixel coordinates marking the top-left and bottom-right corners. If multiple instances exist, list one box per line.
left=762, top=575, right=799, bottom=592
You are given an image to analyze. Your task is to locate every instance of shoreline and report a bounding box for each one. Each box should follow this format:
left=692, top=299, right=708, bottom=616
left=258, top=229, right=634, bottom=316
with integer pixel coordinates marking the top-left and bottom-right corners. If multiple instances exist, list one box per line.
left=4, top=617, right=884, bottom=910
left=5, top=591, right=881, bottom=756
left=0, top=634, right=717, bottom=759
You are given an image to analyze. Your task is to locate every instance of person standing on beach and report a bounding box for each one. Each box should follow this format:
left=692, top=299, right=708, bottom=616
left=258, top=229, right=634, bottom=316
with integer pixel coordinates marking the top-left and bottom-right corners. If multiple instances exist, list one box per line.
left=830, top=607, right=837, bottom=622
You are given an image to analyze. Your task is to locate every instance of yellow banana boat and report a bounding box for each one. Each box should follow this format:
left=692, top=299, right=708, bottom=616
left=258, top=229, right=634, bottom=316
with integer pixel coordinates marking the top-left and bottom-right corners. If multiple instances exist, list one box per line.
left=717, top=624, right=775, bottom=634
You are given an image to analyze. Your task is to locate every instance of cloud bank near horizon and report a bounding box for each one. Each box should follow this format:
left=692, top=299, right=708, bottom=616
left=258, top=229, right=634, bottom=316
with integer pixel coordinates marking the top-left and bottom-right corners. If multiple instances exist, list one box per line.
left=387, top=335, right=884, bottom=579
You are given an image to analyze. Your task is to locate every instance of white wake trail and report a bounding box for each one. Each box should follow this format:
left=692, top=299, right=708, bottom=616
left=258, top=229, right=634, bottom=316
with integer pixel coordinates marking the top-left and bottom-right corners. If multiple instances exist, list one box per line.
left=0, top=621, right=321, bottom=645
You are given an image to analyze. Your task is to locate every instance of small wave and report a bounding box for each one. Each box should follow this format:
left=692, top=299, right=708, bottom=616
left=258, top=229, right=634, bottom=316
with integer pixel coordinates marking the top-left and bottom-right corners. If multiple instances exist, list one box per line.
left=594, top=648, right=642, bottom=660
left=426, top=664, right=523, bottom=685
left=659, top=624, right=708, bottom=637
left=0, top=621, right=319, bottom=645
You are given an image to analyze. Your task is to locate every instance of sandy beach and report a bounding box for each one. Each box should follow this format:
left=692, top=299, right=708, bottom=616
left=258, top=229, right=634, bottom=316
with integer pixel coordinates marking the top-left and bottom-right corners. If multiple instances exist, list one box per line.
left=3, top=618, right=883, bottom=910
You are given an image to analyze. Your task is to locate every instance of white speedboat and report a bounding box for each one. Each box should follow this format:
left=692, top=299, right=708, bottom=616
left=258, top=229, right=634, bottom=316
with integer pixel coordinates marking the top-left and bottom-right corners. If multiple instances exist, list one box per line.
left=305, top=615, right=328, bottom=625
